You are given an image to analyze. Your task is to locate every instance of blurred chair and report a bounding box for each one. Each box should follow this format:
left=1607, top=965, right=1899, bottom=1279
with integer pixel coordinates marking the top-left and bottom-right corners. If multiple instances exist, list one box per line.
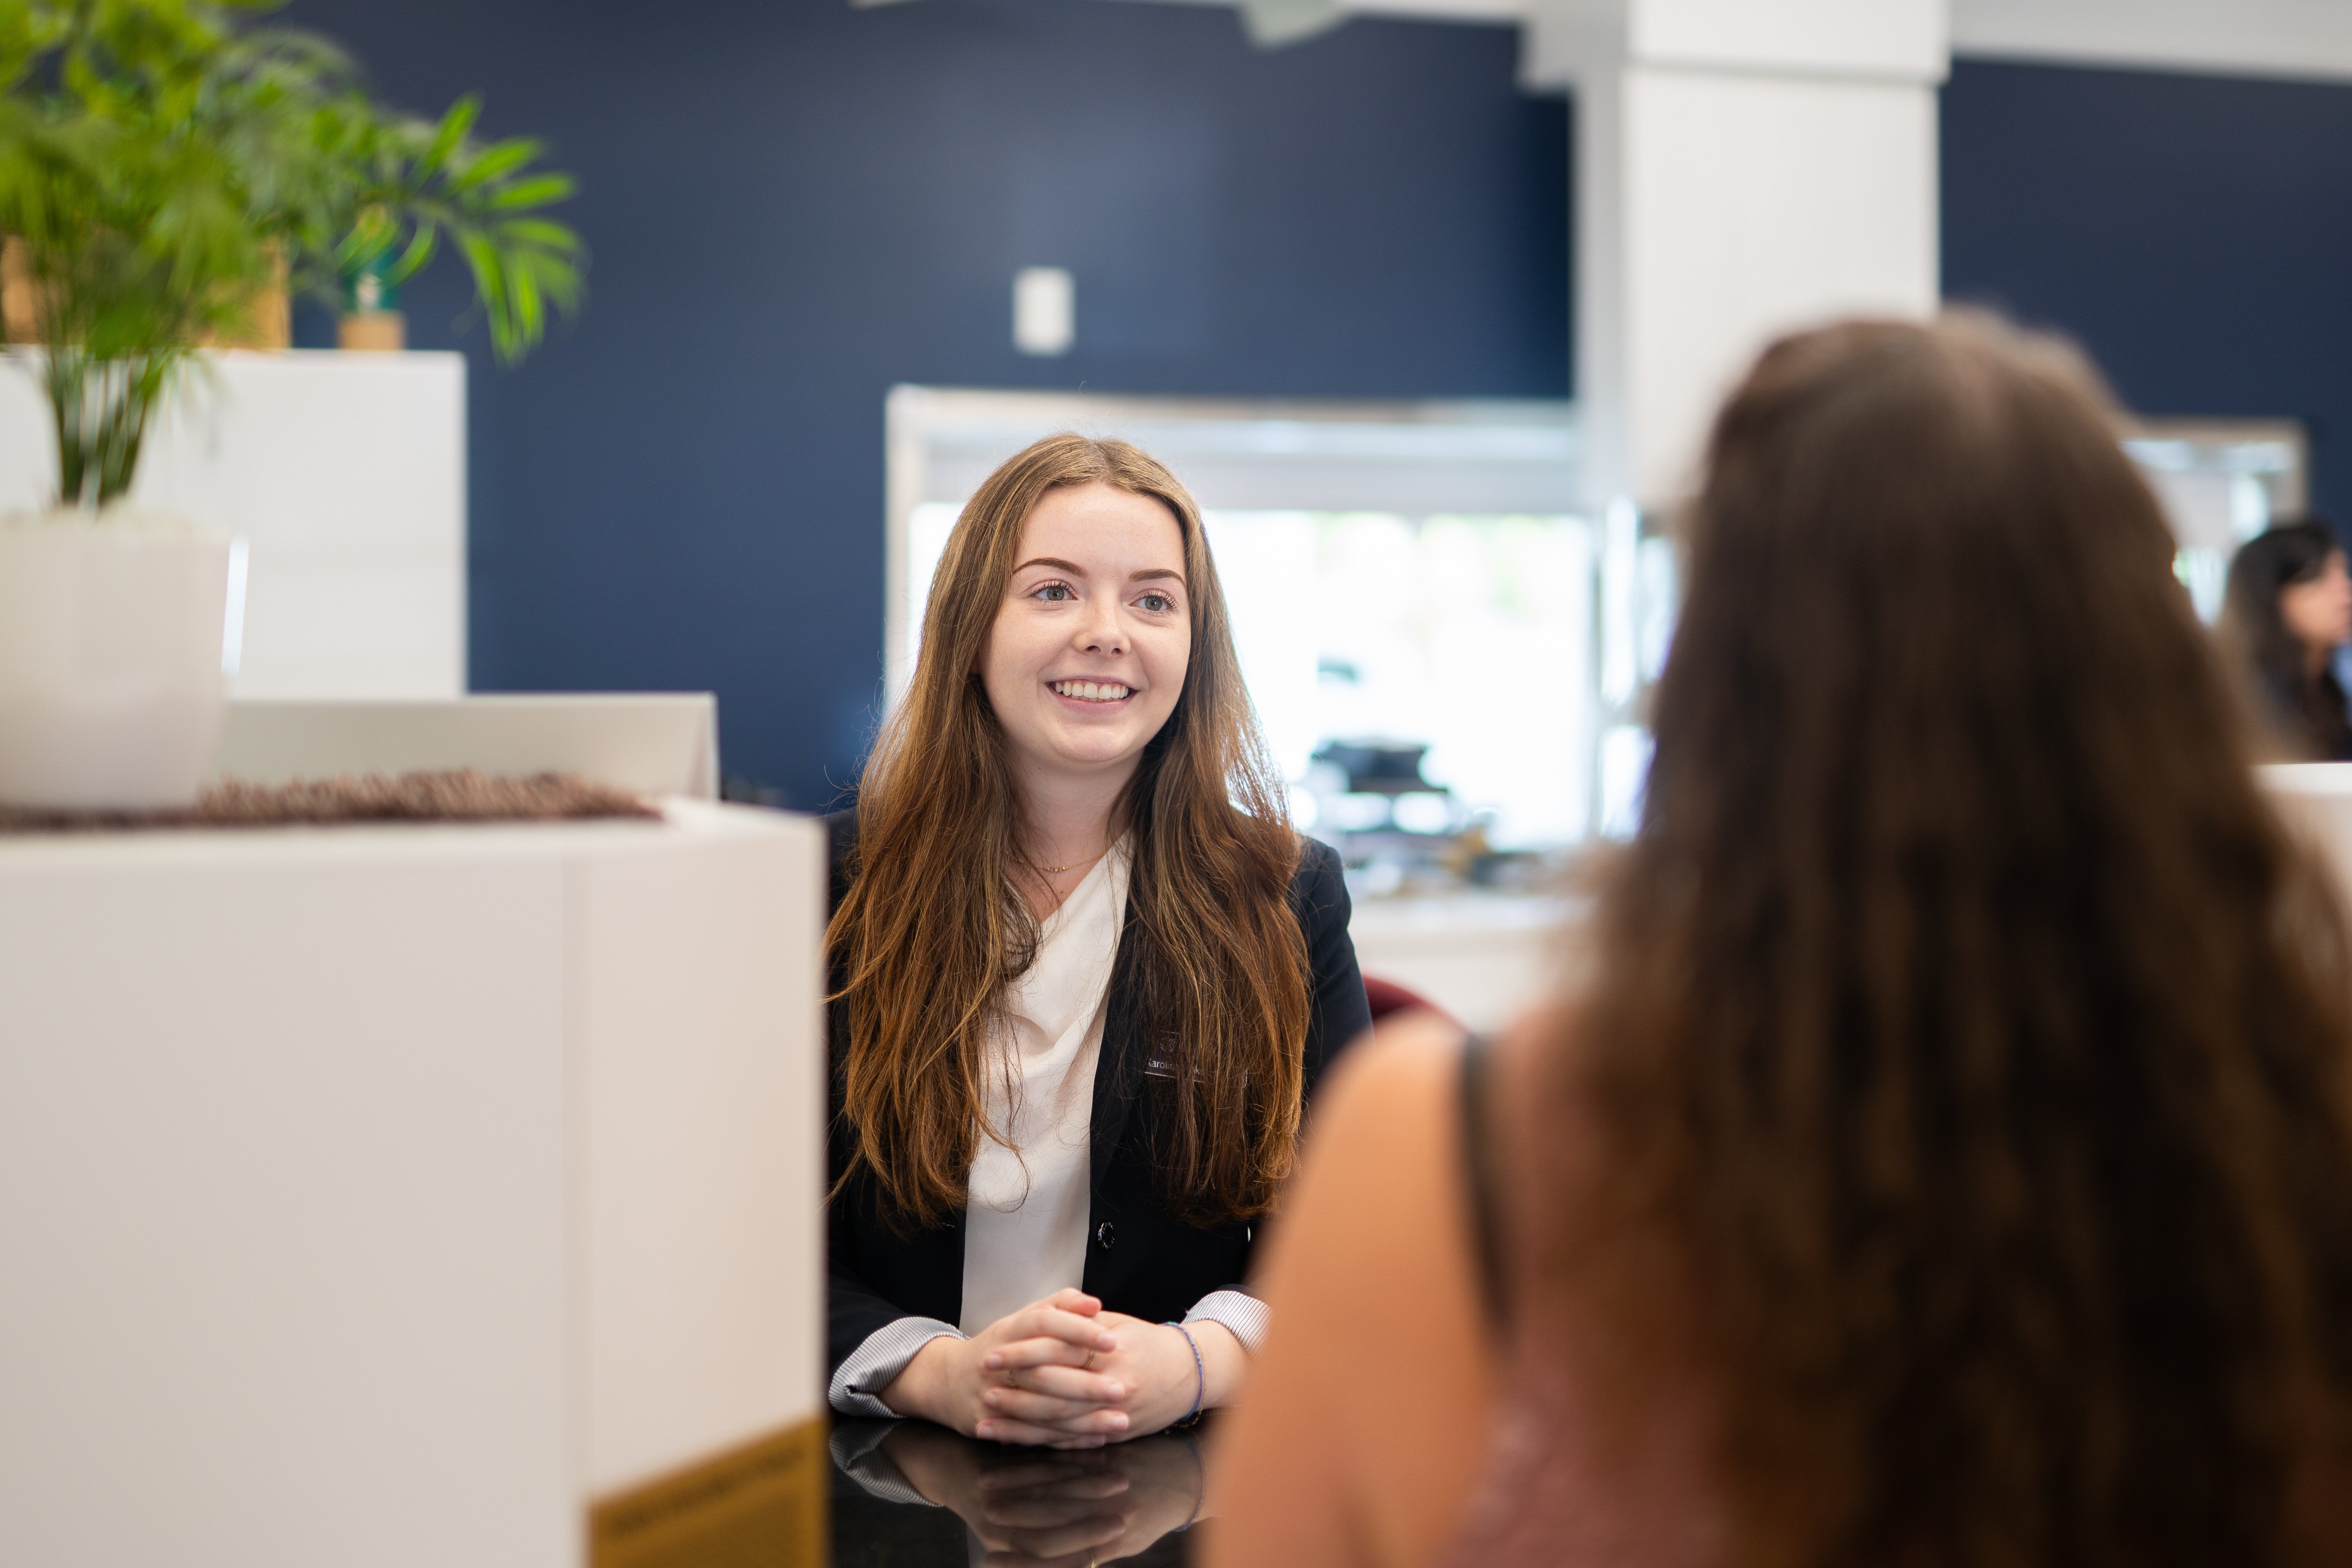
left=1363, top=973, right=1451, bottom=1026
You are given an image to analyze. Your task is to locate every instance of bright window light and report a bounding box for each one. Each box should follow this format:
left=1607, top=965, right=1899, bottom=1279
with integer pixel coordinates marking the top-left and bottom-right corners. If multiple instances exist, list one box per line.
left=903, top=505, right=1596, bottom=848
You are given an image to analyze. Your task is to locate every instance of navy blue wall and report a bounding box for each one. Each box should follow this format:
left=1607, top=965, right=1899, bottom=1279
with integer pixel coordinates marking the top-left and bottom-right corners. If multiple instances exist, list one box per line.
left=1943, top=58, right=2352, bottom=520
left=278, top=0, right=1570, bottom=806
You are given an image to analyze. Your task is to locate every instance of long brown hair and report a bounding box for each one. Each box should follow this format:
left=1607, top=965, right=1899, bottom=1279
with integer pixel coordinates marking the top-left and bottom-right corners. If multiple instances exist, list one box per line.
left=830, top=434, right=1309, bottom=1231
left=1560, top=314, right=2352, bottom=1567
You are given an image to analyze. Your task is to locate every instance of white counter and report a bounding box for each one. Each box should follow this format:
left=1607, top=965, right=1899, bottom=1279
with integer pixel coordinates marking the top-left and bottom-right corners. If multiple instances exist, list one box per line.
left=1348, top=890, right=1579, bottom=1033
left=0, top=801, right=826, bottom=1567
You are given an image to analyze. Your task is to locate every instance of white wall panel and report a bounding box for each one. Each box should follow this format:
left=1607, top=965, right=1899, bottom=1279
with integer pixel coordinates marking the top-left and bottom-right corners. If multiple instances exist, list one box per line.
left=1621, top=68, right=1941, bottom=498
left=1952, top=0, right=2352, bottom=84
left=1526, top=0, right=1945, bottom=507
left=1634, top=0, right=1947, bottom=81
left=0, top=350, right=465, bottom=700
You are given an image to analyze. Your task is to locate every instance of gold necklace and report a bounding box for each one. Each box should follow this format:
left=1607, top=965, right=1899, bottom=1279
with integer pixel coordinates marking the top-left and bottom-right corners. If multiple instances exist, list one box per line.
left=1033, top=850, right=1101, bottom=875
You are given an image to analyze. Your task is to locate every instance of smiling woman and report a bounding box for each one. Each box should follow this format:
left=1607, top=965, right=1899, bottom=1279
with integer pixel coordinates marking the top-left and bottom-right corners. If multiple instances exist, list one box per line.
left=980, top=480, right=1195, bottom=864
left=823, top=434, right=1371, bottom=1451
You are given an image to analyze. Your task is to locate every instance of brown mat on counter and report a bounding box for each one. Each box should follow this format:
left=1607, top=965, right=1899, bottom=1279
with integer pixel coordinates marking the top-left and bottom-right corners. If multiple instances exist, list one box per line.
left=0, top=769, right=661, bottom=835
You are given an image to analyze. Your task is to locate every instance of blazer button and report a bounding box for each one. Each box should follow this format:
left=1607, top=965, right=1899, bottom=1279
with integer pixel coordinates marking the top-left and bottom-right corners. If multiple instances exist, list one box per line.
left=1094, top=1221, right=1116, bottom=1251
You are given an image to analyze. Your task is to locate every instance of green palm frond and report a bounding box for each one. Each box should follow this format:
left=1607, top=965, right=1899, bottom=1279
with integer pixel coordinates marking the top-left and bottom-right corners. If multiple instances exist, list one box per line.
left=0, top=0, right=585, bottom=503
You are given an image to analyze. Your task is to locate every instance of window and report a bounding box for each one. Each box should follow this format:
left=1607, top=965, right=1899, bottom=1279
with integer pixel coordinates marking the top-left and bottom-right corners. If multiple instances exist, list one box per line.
left=2126, top=418, right=2307, bottom=622
left=889, top=389, right=1594, bottom=857
left=888, top=393, right=2289, bottom=860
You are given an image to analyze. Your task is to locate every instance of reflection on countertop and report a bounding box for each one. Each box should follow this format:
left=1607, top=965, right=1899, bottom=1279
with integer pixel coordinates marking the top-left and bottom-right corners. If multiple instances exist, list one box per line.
left=831, top=1419, right=1208, bottom=1568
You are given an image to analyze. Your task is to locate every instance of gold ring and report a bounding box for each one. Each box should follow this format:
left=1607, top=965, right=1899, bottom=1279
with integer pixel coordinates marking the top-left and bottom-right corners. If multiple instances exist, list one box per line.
left=1082, top=1349, right=1097, bottom=1368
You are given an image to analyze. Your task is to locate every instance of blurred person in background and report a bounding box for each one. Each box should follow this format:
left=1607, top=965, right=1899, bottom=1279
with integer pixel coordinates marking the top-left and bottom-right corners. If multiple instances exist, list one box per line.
left=1208, top=315, right=2352, bottom=1568
left=825, top=434, right=1367, bottom=1451
left=2221, top=520, right=2352, bottom=760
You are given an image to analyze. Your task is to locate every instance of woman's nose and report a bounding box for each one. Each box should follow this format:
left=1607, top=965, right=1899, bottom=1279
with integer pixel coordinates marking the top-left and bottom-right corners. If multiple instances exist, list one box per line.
left=1076, top=598, right=1125, bottom=653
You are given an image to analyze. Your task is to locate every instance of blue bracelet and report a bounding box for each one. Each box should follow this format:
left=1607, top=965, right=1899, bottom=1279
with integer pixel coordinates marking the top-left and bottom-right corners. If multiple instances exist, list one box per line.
left=1162, top=1321, right=1205, bottom=1423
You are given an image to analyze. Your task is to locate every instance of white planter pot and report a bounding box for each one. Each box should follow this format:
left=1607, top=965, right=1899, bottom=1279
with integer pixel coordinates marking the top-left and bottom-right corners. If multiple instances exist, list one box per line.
left=0, top=511, right=234, bottom=810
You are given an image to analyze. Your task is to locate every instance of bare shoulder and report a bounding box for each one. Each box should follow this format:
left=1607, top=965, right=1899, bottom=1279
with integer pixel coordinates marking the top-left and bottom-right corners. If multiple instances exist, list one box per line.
left=1248, top=1012, right=1466, bottom=1343
left=1304, top=1010, right=1467, bottom=1162
left=1266, top=1009, right=1487, bottom=1308
left=1208, top=1010, right=1500, bottom=1568
left=1297, top=1003, right=1560, bottom=1207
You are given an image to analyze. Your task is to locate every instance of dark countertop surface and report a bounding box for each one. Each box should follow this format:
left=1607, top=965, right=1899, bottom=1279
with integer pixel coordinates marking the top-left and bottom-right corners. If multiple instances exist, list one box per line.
left=830, top=1419, right=1212, bottom=1567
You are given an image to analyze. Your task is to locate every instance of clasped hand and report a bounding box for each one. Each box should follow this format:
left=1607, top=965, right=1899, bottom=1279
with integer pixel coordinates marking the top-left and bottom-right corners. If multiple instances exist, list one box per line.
left=881, top=1289, right=1218, bottom=1447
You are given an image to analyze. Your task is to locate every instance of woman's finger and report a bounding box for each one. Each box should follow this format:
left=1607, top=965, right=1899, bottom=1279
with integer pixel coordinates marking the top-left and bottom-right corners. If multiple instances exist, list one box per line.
left=975, top=1493, right=1112, bottom=1532
left=984, top=1334, right=1106, bottom=1375
left=983, top=1533, right=1120, bottom=1568
left=997, top=1513, right=1130, bottom=1559
left=979, top=1471, right=1131, bottom=1508
left=1002, top=1304, right=1119, bottom=1351
left=983, top=1385, right=1132, bottom=1428
left=994, top=1362, right=1126, bottom=1404
left=974, top=1413, right=1109, bottom=1448
left=984, top=1387, right=1099, bottom=1424
left=982, top=1478, right=1131, bottom=1524
left=982, top=1395, right=1133, bottom=1435
left=971, top=1458, right=1090, bottom=1491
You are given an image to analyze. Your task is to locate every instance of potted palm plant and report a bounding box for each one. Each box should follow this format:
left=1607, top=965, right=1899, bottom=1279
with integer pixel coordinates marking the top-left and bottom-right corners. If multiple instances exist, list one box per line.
left=0, top=0, right=582, bottom=808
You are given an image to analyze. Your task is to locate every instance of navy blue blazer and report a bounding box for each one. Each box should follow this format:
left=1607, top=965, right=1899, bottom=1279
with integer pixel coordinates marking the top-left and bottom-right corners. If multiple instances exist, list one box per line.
left=824, top=810, right=1371, bottom=1377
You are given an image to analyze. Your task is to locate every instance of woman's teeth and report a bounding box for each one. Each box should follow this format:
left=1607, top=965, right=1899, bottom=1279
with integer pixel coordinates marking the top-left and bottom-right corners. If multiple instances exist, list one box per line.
left=1052, top=680, right=1132, bottom=702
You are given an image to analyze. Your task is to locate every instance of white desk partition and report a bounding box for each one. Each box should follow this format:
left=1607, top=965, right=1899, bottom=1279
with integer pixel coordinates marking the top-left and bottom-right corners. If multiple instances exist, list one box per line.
left=2265, top=763, right=2352, bottom=891
left=217, top=694, right=721, bottom=800
left=0, top=801, right=826, bottom=1566
left=0, top=348, right=465, bottom=700
left=1347, top=892, right=1576, bottom=1033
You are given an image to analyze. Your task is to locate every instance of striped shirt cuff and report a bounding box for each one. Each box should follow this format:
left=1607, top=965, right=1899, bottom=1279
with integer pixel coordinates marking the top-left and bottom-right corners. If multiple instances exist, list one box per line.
left=828, top=1316, right=966, bottom=1418
left=1184, top=1289, right=1270, bottom=1355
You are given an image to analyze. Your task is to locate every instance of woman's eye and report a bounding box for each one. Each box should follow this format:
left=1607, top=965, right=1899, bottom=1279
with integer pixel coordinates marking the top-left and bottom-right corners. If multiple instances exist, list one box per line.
left=1138, top=593, right=1173, bottom=613
left=1036, top=584, right=1072, bottom=602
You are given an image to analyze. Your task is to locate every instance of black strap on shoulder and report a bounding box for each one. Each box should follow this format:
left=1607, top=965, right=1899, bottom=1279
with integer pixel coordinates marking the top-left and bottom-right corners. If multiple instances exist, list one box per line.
left=1459, top=1032, right=1509, bottom=1335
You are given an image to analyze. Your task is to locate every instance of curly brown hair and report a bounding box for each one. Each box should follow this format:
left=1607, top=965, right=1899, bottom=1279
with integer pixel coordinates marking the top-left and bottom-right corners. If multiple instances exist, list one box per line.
left=1560, top=313, right=2352, bottom=1568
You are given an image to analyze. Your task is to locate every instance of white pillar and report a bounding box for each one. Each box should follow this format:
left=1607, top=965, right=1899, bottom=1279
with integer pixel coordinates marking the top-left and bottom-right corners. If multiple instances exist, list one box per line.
left=1525, top=0, right=1949, bottom=507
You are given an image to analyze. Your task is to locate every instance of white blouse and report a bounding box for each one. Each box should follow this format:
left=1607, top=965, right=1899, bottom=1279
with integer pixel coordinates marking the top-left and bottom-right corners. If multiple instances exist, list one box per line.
left=959, top=841, right=1131, bottom=1332
left=827, top=842, right=1272, bottom=1418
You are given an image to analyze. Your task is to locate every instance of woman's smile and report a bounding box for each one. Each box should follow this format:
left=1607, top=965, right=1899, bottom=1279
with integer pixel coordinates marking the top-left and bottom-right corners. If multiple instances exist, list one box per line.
left=1048, top=678, right=1136, bottom=705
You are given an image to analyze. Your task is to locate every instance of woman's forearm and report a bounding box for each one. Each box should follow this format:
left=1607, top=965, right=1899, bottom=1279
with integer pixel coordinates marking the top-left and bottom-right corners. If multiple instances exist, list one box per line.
left=1194, top=1319, right=1250, bottom=1409
left=879, top=1333, right=961, bottom=1423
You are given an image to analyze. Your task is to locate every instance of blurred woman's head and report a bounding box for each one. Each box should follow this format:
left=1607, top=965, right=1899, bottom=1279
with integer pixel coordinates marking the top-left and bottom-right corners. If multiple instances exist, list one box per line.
left=1565, top=313, right=2352, bottom=1568
left=2227, top=522, right=2350, bottom=660
left=2222, top=521, right=2352, bottom=759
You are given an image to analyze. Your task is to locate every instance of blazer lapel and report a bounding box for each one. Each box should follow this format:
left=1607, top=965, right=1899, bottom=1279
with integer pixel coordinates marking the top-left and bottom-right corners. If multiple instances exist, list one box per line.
left=1089, top=915, right=1146, bottom=1193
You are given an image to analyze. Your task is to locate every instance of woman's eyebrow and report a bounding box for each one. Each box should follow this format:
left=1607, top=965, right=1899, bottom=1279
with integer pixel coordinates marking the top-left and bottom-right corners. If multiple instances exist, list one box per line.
left=1009, top=558, right=1185, bottom=586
